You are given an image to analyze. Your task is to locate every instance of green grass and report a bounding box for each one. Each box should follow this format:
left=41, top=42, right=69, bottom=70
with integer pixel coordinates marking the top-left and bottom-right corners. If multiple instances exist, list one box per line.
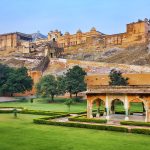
left=0, top=114, right=150, bottom=150
left=0, top=98, right=144, bottom=113
left=0, top=100, right=87, bottom=113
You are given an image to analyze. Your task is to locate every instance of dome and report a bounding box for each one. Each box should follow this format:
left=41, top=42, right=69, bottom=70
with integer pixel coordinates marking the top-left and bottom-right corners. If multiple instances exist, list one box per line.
left=77, top=29, right=82, bottom=33
left=90, top=27, right=96, bottom=31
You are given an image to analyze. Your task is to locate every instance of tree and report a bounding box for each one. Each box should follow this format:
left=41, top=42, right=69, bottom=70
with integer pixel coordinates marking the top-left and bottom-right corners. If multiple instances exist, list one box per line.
left=0, top=64, right=33, bottom=96
left=109, top=69, right=129, bottom=86
left=64, top=65, right=87, bottom=98
left=36, top=75, right=58, bottom=102
left=64, top=98, right=74, bottom=112
left=57, top=75, right=66, bottom=95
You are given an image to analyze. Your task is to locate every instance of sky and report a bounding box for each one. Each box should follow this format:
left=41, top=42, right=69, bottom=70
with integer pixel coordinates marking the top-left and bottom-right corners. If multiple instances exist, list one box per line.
left=0, top=0, right=150, bottom=35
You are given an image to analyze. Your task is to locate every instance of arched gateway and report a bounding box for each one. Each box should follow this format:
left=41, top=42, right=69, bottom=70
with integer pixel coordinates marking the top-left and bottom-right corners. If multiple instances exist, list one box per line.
left=85, top=74, right=150, bottom=122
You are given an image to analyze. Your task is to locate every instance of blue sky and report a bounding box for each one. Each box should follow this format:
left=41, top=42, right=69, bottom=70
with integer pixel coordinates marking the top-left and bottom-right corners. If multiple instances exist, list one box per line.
left=0, top=0, right=150, bottom=35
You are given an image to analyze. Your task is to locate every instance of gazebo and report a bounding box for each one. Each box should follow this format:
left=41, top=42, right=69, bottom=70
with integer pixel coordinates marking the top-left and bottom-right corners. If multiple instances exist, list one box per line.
left=85, top=74, right=150, bottom=122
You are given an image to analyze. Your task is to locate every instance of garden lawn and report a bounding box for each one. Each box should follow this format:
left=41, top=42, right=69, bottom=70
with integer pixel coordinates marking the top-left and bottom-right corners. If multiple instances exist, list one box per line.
left=0, top=114, right=150, bottom=150
left=0, top=101, right=87, bottom=113
left=0, top=100, right=144, bottom=113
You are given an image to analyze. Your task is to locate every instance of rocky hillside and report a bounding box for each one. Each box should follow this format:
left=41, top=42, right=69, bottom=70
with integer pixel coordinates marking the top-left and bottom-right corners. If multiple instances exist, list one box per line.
left=62, top=41, right=150, bottom=66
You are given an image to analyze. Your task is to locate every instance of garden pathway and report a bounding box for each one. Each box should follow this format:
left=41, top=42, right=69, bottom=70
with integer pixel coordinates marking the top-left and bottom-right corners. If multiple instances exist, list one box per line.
left=51, top=115, right=150, bottom=130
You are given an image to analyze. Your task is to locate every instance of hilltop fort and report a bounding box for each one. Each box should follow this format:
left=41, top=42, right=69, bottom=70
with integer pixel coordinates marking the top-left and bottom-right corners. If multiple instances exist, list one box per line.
left=1, top=18, right=150, bottom=96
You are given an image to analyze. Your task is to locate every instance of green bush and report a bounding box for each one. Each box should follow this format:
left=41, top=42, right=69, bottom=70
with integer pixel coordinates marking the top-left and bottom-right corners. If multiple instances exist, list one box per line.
left=33, top=117, right=128, bottom=133
left=69, top=116, right=107, bottom=124
left=20, top=109, right=69, bottom=116
left=35, top=97, right=69, bottom=103
left=18, top=97, right=28, bottom=102
left=120, top=121, right=150, bottom=127
left=131, top=128, right=150, bottom=135
left=115, top=111, right=125, bottom=114
left=0, top=106, right=23, bottom=109
left=71, top=111, right=87, bottom=115
left=72, top=97, right=82, bottom=102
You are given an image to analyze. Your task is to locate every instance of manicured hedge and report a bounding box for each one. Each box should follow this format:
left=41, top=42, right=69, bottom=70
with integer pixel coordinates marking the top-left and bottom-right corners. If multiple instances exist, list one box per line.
left=114, top=111, right=143, bottom=115
left=20, top=109, right=69, bottom=116
left=33, top=117, right=128, bottom=133
left=0, top=106, right=23, bottom=109
left=72, top=111, right=87, bottom=115
left=120, top=121, right=150, bottom=127
left=131, top=128, right=150, bottom=135
left=68, top=116, right=107, bottom=124
left=0, top=108, right=69, bottom=117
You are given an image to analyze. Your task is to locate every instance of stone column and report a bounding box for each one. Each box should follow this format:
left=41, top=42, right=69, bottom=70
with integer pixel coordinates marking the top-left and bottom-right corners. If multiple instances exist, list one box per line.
left=124, top=95, right=129, bottom=121
left=144, top=103, right=149, bottom=122
left=147, top=111, right=150, bottom=122
left=145, top=104, right=148, bottom=122
left=105, top=95, right=110, bottom=120
left=145, top=109, right=148, bottom=122
left=87, top=100, right=93, bottom=118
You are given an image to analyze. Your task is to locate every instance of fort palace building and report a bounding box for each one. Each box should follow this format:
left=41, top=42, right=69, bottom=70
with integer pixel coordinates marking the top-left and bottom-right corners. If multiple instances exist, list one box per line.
left=0, top=19, right=150, bottom=51
left=48, top=19, right=150, bottom=48
left=0, top=32, right=32, bottom=50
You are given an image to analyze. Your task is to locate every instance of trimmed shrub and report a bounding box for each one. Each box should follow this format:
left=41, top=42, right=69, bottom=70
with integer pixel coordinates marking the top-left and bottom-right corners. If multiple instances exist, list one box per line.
left=33, top=117, right=128, bottom=133
left=71, top=111, right=87, bottom=115
left=69, top=116, right=107, bottom=124
left=18, top=97, right=28, bottom=102
left=20, top=109, right=69, bottom=116
left=131, top=128, right=150, bottom=135
left=0, top=106, right=23, bottom=109
left=120, top=121, right=150, bottom=127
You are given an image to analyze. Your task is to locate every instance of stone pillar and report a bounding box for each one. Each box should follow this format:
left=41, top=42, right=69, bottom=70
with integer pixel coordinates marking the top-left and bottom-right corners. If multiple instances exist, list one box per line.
left=124, top=95, right=129, bottom=121
left=147, top=111, right=150, bottom=122
left=87, top=100, right=93, bottom=118
left=144, top=103, right=149, bottom=122
left=105, top=95, right=110, bottom=120
left=145, top=110, right=148, bottom=122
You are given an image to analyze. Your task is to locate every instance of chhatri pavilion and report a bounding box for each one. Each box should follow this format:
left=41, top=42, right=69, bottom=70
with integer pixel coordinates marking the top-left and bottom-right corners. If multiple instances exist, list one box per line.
left=85, top=74, right=150, bottom=122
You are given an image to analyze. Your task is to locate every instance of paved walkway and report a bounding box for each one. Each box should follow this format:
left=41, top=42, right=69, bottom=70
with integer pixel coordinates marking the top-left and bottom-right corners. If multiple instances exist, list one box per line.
left=0, top=97, right=17, bottom=103
left=52, top=114, right=150, bottom=130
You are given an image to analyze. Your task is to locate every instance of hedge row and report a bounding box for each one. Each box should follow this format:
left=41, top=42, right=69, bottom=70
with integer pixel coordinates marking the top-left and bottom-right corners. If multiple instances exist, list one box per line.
left=0, top=106, right=23, bottom=109
left=34, top=117, right=150, bottom=135
left=20, top=109, right=69, bottom=116
left=71, top=111, right=87, bottom=115
left=0, top=108, right=69, bottom=117
left=68, top=116, right=107, bottom=124
left=33, top=117, right=128, bottom=133
left=130, top=128, right=150, bottom=135
left=120, top=121, right=150, bottom=127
